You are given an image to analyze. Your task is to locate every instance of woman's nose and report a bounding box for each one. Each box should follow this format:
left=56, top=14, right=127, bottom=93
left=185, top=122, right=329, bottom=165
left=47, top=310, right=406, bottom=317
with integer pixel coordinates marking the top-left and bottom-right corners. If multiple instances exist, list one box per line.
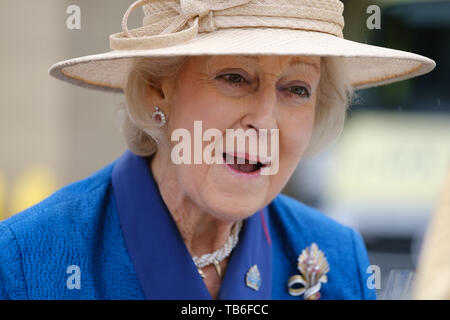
left=240, top=84, right=279, bottom=131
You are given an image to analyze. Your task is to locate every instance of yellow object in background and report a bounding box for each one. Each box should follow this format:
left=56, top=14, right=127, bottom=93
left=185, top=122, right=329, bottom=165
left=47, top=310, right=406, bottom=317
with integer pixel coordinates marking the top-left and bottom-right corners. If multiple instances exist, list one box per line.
left=413, top=167, right=450, bottom=300
left=0, top=171, right=6, bottom=221
left=10, top=166, right=58, bottom=216
left=325, top=112, right=450, bottom=208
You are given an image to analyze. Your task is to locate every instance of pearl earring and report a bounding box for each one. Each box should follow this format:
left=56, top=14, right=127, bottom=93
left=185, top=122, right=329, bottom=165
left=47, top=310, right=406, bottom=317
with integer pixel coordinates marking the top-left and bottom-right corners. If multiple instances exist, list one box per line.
left=152, top=106, right=166, bottom=127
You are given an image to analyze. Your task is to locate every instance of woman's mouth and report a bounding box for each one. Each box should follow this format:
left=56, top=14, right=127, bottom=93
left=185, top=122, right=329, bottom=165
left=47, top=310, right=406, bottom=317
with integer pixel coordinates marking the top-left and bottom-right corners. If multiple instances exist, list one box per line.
left=222, top=153, right=270, bottom=176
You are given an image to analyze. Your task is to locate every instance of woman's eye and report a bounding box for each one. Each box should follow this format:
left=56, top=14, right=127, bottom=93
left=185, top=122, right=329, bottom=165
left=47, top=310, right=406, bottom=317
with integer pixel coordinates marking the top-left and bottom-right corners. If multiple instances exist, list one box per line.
left=289, top=86, right=310, bottom=98
left=217, top=74, right=248, bottom=86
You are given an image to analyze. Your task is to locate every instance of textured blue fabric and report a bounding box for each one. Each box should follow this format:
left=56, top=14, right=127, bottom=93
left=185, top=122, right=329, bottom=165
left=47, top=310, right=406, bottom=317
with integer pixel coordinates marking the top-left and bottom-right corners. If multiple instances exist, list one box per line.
left=0, top=163, right=145, bottom=300
left=269, top=195, right=377, bottom=300
left=112, top=150, right=273, bottom=299
left=0, top=152, right=376, bottom=300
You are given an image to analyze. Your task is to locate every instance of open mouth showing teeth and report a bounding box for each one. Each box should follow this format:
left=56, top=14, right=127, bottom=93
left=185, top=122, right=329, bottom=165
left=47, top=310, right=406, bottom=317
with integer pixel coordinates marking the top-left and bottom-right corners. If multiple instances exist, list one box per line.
left=223, top=153, right=269, bottom=174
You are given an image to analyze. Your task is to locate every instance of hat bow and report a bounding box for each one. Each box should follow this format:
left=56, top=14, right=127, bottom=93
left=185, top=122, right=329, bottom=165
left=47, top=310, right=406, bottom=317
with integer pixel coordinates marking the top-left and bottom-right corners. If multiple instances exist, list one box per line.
left=111, top=0, right=345, bottom=50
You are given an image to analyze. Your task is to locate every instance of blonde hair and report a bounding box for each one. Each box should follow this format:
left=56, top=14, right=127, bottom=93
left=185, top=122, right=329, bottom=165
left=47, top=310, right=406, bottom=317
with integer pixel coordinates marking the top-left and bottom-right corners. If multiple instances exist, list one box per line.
left=123, top=56, right=188, bottom=156
left=122, top=56, right=354, bottom=156
left=308, top=57, right=354, bottom=155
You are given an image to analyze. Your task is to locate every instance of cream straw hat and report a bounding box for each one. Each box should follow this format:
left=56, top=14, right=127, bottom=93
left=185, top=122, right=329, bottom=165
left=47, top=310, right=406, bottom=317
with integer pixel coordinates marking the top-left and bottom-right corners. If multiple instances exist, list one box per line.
left=49, top=0, right=436, bottom=92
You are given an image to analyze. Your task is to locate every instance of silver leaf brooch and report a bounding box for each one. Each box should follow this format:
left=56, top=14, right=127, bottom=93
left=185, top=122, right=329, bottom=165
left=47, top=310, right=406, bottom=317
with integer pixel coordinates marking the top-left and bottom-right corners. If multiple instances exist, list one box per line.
left=287, top=242, right=330, bottom=300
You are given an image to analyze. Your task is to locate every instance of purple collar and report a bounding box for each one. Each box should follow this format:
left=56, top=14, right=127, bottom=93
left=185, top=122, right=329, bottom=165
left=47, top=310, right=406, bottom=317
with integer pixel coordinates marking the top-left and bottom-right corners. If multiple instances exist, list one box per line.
left=112, top=150, right=272, bottom=299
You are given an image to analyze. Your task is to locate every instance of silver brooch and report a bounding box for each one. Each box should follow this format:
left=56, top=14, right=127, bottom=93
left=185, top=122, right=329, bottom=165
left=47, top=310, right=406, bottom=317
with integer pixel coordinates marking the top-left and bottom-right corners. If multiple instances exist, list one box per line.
left=287, top=242, right=329, bottom=300
left=246, top=264, right=261, bottom=291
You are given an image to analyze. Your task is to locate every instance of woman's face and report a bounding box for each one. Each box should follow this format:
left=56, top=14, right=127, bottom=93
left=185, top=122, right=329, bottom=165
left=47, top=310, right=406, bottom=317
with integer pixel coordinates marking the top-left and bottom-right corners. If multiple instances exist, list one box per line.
left=159, top=55, right=321, bottom=221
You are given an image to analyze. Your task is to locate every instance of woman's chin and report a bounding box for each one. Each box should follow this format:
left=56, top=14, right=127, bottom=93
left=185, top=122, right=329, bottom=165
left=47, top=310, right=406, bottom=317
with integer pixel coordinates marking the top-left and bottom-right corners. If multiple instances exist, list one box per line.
left=205, top=200, right=265, bottom=222
left=182, top=163, right=274, bottom=220
left=199, top=180, right=270, bottom=221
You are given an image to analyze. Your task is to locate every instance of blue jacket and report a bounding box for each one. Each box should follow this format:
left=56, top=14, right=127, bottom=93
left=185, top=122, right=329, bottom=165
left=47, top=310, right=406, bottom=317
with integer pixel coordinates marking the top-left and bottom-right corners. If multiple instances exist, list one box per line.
left=0, top=150, right=376, bottom=300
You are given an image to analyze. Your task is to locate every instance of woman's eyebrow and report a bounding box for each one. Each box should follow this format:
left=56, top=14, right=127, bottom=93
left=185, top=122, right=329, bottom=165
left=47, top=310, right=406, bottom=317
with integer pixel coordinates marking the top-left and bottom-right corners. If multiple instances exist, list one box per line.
left=288, top=58, right=320, bottom=72
left=207, top=55, right=320, bottom=76
left=286, top=63, right=320, bottom=77
left=241, top=55, right=320, bottom=72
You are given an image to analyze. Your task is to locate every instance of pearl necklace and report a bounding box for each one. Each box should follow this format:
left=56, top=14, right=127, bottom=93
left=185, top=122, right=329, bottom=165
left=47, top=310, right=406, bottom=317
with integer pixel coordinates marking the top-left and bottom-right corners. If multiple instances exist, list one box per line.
left=193, top=220, right=243, bottom=279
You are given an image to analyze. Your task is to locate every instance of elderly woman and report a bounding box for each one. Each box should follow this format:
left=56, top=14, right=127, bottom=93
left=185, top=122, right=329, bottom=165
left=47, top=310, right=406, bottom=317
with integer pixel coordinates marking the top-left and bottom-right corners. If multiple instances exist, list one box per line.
left=0, top=0, right=434, bottom=300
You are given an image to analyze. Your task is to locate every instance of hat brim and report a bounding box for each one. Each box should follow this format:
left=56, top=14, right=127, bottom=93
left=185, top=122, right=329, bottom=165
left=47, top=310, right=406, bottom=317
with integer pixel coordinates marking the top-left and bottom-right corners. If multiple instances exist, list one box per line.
left=49, top=28, right=435, bottom=92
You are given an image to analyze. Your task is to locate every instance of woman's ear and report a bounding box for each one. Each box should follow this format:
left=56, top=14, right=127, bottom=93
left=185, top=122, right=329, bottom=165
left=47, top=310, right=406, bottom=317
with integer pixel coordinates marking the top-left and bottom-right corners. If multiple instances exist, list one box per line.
left=147, top=83, right=165, bottom=102
left=145, top=83, right=169, bottom=121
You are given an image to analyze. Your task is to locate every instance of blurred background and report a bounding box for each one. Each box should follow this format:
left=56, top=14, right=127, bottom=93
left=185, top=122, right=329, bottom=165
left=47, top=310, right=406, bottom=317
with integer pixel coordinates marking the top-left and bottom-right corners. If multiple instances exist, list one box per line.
left=0, top=0, right=449, bottom=299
